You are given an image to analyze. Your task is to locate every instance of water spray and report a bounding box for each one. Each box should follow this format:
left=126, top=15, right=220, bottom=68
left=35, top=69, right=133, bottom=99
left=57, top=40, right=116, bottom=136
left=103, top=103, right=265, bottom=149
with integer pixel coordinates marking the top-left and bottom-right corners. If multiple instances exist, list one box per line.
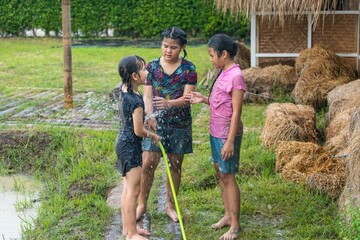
left=158, top=142, right=187, bottom=240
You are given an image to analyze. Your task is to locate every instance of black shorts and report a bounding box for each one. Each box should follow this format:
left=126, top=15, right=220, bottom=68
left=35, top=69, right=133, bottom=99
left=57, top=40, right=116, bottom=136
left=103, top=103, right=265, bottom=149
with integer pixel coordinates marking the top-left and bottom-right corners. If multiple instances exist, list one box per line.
left=116, top=138, right=142, bottom=177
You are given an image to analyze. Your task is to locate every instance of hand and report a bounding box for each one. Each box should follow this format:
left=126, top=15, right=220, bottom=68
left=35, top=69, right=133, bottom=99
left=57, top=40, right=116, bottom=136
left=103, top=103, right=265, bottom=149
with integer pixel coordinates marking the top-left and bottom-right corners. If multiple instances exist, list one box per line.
left=153, top=96, right=168, bottom=110
left=188, top=91, right=204, bottom=104
left=145, top=115, right=157, bottom=132
left=152, top=133, right=162, bottom=146
left=221, top=140, right=234, bottom=161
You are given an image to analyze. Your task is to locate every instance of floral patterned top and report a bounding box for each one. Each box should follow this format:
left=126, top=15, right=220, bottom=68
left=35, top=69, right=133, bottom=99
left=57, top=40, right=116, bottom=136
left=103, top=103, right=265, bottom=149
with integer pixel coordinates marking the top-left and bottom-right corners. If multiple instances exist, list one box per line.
left=146, top=58, right=197, bottom=128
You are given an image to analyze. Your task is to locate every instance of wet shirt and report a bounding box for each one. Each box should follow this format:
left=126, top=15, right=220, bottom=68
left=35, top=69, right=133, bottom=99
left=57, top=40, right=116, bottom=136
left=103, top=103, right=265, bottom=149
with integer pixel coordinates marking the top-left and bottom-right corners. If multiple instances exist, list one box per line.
left=146, top=58, right=197, bottom=128
left=209, top=64, right=246, bottom=139
left=117, top=90, right=144, bottom=143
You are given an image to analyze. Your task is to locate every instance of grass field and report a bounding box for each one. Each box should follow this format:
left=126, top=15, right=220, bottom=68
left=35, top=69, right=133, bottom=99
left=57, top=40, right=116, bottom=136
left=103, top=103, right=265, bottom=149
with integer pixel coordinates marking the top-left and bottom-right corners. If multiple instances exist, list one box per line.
left=0, top=38, right=353, bottom=239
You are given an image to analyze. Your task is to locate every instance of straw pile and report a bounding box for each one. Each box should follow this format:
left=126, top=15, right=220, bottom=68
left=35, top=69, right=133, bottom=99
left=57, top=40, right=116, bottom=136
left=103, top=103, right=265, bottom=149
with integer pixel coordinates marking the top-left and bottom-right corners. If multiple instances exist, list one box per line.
left=324, top=80, right=360, bottom=155
left=234, top=41, right=250, bottom=70
left=243, top=64, right=297, bottom=94
left=326, top=79, right=360, bottom=122
left=306, top=173, right=345, bottom=198
left=324, top=107, right=353, bottom=154
left=345, top=107, right=360, bottom=195
left=261, top=103, right=317, bottom=149
left=292, top=45, right=355, bottom=110
left=276, top=141, right=346, bottom=197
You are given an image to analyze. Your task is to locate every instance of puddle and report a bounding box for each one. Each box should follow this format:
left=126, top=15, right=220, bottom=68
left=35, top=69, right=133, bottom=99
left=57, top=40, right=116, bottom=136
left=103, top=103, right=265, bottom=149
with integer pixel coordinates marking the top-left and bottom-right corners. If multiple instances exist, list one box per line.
left=0, top=175, right=42, bottom=240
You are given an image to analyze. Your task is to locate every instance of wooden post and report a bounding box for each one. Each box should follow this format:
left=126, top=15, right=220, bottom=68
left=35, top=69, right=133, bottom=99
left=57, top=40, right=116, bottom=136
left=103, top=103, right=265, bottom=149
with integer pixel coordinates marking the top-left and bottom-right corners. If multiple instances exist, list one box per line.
left=62, top=0, right=73, bottom=108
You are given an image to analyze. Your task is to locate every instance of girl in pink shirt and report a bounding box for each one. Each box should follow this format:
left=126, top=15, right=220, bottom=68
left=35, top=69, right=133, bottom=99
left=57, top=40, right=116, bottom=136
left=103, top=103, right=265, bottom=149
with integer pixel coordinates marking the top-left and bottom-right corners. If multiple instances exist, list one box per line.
left=186, top=33, right=246, bottom=240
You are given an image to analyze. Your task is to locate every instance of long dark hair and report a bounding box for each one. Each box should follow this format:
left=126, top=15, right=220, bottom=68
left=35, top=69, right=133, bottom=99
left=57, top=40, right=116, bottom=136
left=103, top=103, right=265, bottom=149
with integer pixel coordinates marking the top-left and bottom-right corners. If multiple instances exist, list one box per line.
left=208, top=33, right=237, bottom=58
left=208, top=34, right=238, bottom=97
left=161, top=26, right=188, bottom=58
left=118, top=55, right=145, bottom=93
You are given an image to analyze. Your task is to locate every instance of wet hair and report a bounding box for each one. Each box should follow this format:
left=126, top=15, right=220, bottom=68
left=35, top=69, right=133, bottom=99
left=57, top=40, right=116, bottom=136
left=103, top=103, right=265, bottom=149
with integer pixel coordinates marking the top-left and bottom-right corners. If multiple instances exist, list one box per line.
left=207, top=34, right=238, bottom=98
left=118, top=55, right=145, bottom=93
left=161, top=26, right=188, bottom=58
left=208, top=33, right=238, bottom=59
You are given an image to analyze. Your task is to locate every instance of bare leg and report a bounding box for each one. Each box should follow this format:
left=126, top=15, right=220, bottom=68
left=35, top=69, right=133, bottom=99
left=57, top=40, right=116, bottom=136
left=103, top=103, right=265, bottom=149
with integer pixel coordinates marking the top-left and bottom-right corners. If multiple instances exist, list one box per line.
left=121, top=178, right=128, bottom=236
left=137, top=151, right=161, bottom=220
left=165, top=153, right=184, bottom=222
left=217, top=169, right=241, bottom=240
left=212, top=164, right=231, bottom=229
left=122, top=167, right=149, bottom=240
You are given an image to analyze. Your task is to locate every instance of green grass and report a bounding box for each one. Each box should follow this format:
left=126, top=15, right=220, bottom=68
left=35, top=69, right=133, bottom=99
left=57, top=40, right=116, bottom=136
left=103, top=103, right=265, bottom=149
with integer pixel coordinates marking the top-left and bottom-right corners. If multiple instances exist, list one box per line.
left=0, top=38, right=355, bottom=239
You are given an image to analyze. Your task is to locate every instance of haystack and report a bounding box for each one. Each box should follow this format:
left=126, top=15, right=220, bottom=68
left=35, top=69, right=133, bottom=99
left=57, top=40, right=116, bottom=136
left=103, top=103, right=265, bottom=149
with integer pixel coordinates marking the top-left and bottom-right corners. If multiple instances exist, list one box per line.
left=306, top=173, right=345, bottom=198
left=234, top=41, right=250, bottom=70
left=242, top=67, right=270, bottom=96
left=276, top=141, right=346, bottom=198
left=261, top=64, right=298, bottom=91
left=292, top=45, right=355, bottom=110
left=345, top=108, right=360, bottom=196
left=242, top=64, right=297, bottom=100
left=326, top=79, right=360, bottom=122
left=324, top=107, right=353, bottom=154
left=276, top=141, right=330, bottom=182
left=261, top=103, right=317, bottom=149
left=275, top=141, right=325, bottom=173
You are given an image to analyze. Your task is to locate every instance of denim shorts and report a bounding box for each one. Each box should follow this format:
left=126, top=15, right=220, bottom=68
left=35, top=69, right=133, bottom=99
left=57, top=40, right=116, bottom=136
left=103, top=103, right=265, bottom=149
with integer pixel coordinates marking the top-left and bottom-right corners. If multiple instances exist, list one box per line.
left=210, top=135, right=242, bottom=174
left=142, top=124, right=192, bottom=154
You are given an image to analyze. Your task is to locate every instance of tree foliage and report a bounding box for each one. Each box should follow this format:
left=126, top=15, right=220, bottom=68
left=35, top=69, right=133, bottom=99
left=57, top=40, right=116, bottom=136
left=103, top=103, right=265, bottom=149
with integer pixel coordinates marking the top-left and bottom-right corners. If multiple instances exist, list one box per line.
left=0, top=0, right=249, bottom=39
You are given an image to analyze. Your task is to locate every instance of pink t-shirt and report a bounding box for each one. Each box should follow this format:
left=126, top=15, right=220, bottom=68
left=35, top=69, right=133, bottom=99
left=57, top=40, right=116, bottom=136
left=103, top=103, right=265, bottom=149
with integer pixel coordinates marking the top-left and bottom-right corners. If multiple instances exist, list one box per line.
left=209, top=64, right=246, bottom=139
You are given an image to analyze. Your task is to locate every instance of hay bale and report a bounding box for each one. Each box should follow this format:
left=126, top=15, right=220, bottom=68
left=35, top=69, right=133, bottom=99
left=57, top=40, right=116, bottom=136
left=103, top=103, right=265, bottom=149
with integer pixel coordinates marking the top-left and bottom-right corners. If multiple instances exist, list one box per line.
left=326, top=79, right=360, bottom=122
left=275, top=141, right=324, bottom=173
left=324, top=108, right=353, bottom=154
left=349, top=106, right=360, bottom=138
left=306, top=173, right=345, bottom=198
left=346, top=126, right=360, bottom=195
left=234, top=41, right=250, bottom=70
left=261, top=103, right=317, bottom=149
left=280, top=142, right=331, bottom=182
left=292, top=45, right=355, bottom=110
left=276, top=141, right=345, bottom=186
left=242, top=67, right=270, bottom=94
left=243, top=64, right=297, bottom=97
left=261, top=64, right=297, bottom=91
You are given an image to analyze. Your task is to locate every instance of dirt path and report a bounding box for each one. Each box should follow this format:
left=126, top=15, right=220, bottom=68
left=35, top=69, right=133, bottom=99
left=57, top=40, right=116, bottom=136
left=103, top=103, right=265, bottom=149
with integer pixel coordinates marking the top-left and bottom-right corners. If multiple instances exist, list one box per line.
left=105, top=163, right=183, bottom=240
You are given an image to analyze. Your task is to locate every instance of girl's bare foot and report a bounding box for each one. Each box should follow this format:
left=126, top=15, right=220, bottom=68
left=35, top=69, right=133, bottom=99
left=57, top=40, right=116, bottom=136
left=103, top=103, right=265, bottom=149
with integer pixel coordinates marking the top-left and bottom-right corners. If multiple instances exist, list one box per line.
left=211, top=216, right=231, bottom=229
left=136, top=226, right=150, bottom=236
left=126, top=233, right=148, bottom=240
left=218, top=227, right=242, bottom=240
left=122, top=226, right=150, bottom=237
left=136, top=204, right=146, bottom=221
left=166, top=207, right=179, bottom=222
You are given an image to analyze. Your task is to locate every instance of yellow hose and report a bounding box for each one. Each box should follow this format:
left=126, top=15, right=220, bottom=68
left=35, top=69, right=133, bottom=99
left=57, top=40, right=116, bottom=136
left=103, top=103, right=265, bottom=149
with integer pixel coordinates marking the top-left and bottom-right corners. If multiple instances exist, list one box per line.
left=159, top=142, right=187, bottom=240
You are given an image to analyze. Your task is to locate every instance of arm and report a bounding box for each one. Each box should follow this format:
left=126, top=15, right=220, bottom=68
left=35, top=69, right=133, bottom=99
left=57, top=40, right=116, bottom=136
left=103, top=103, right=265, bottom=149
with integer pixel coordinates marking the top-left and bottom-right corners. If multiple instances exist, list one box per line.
left=221, top=89, right=245, bottom=160
left=153, top=84, right=196, bottom=109
left=133, top=107, right=161, bottom=145
left=143, top=85, right=156, bottom=132
left=185, top=91, right=209, bottom=105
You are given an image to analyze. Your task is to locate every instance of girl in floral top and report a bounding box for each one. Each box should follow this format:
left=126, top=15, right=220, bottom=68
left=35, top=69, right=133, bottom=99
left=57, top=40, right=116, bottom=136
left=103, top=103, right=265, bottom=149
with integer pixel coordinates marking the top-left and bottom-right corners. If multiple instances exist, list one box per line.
left=137, top=26, right=197, bottom=223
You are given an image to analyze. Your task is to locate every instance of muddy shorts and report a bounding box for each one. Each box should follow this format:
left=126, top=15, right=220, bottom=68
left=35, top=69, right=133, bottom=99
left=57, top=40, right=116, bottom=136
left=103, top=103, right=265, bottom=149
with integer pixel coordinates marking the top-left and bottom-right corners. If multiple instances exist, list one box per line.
left=142, top=124, right=192, bottom=154
left=210, top=134, right=241, bottom=174
left=116, top=138, right=142, bottom=177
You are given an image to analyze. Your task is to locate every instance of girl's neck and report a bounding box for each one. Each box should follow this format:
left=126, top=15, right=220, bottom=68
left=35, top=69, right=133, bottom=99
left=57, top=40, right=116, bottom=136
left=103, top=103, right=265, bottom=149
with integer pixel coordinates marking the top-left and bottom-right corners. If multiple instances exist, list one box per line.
left=222, top=59, right=236, bottom=71
left=161, top=56, right=181, bottom=65
left=123, top=84, right=139, bottom=94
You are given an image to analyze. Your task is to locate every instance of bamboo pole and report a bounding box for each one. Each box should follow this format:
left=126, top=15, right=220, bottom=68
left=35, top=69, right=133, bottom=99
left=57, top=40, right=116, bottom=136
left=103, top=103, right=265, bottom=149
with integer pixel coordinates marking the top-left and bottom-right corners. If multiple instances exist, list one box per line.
left=62, top=0, right=73, bottom=108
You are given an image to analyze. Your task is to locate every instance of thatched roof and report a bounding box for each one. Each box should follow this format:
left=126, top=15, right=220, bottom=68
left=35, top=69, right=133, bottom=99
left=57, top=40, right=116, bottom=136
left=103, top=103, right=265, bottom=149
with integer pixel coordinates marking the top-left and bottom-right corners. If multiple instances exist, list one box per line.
left=214, top=0, right=354, bottom=27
